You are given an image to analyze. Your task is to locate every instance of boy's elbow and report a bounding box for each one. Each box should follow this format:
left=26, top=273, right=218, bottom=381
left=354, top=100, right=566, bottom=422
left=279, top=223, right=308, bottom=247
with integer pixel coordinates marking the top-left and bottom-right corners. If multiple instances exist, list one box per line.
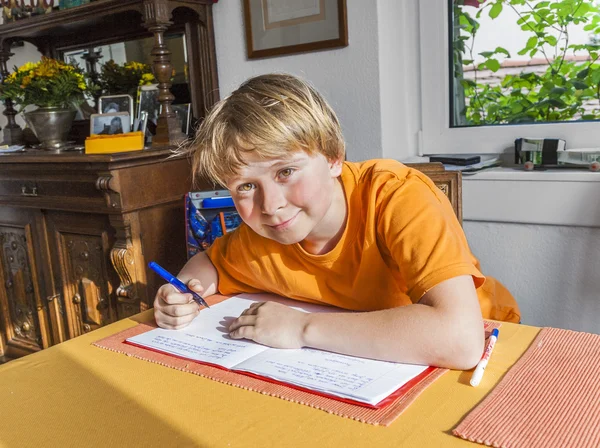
left=452, top=341, right=484, bottom=370
left=434, top=323, right=484, bottom=370
left=448, top=330, right=485, bottom=370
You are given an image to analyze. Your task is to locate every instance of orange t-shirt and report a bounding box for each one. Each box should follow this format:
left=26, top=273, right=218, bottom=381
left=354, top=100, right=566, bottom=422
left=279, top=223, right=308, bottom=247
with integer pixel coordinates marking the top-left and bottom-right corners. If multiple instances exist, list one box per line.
left=206, top=159, right=520, bottom=323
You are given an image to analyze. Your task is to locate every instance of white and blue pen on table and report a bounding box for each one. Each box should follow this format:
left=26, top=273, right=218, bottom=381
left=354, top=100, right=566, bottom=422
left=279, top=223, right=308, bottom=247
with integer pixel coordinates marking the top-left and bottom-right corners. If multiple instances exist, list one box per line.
left=148, top=261, right=210, bottom=308
left=470, top=328, right=499, bottom=387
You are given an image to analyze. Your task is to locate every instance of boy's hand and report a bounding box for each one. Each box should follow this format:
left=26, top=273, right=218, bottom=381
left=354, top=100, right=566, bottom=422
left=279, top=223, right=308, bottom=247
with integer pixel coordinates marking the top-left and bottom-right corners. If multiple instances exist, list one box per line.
left=228, top=302, right=309, bottom=349
left=153, top=280, right=204, bottom=330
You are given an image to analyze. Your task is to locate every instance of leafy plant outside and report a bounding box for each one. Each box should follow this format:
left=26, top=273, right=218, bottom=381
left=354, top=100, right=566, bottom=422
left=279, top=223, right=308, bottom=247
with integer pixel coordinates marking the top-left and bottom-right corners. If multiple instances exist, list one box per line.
left=454, top=0, right=600, bottom=126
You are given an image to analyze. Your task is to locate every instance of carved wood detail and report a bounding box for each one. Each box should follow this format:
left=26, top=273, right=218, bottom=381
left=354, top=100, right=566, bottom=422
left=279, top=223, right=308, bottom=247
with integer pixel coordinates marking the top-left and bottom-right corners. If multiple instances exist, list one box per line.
left=0, top=229, right=43, bottom=350
left=109, top=221, right=141, bottom=319
left=61, top=234, right=113, bottom=337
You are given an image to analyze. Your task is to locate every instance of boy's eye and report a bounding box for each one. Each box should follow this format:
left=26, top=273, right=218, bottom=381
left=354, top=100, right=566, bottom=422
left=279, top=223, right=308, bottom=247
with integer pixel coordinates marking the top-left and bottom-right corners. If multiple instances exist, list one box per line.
left=279, top=168, right=294, bottom=178
left=237, top=183, right=254, bottom=192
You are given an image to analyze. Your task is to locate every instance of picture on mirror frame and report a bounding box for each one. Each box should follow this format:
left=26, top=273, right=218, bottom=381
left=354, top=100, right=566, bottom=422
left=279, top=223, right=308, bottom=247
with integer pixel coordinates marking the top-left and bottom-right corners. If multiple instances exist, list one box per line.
left=98, top=95, right=134, bottom=123
left=90, top=112, right=131, bottom=136
left=173, top=104, right=191, bottom=135
left=138, top=85, right=160, bottom=125
left=161, top=103, right=191, bottom=135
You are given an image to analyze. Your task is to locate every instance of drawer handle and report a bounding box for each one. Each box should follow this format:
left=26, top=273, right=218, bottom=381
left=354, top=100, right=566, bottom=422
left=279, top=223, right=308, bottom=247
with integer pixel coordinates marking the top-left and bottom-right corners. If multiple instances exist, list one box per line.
left=21, top=186, right=38, bottom=197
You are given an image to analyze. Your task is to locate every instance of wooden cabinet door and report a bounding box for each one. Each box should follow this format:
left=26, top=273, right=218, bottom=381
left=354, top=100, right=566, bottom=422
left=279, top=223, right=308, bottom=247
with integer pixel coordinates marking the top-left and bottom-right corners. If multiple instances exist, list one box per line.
left=0, top=208, right=53, bottom=361
left=45, top=211, right=118, bottom=339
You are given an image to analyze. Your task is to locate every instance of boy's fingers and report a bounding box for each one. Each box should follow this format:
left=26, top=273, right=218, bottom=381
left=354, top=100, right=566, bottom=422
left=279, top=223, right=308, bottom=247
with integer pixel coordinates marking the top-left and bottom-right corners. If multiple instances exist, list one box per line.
left=187, top=279, right=204, bottom=292
left=229, top=325, right=255, bottom=340
left=241, top=302, right=264, bottom=315
left=161, top=302, right=199, bottom=317
left=229, top=315, right=257, bottom=332
left=162, top=291, right=193, bottom=305
left=156, top=309, right=198, bottom=329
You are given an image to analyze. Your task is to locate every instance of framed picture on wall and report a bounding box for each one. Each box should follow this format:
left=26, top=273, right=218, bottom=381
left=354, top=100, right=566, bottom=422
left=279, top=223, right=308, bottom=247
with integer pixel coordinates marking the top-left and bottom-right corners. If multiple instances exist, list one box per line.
left=243, top=0, right=348, bottom=59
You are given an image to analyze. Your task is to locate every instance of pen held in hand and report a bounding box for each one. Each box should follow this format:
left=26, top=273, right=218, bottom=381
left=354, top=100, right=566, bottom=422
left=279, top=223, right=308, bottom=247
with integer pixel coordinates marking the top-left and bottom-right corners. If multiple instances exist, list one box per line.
left=148, top=261, right=210, bottom=308
left=470, top=328, right=499, bottom=387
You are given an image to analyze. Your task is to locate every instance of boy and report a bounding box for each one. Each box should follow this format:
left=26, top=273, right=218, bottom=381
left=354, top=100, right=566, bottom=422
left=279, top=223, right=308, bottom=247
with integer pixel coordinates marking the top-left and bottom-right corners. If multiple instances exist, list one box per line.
left=154, top=74, right=520, bottom=370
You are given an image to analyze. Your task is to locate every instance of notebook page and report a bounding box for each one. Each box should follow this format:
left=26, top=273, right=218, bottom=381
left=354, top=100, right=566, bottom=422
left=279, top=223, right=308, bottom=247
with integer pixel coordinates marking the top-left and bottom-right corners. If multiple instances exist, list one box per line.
left=126, top=294, right=339, bottom=369
left=126, top=296, right=269, bottom=368
left=234, top=346, right=428, bottom=405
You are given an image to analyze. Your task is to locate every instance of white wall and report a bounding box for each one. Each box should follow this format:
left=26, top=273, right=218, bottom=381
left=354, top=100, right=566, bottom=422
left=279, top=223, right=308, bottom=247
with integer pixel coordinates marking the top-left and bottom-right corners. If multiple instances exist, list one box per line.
left=212, top=0, right=384, bottom=161
left=465, top=221, right=600, bottom=333
left=377, top=0, right=421, bottom=160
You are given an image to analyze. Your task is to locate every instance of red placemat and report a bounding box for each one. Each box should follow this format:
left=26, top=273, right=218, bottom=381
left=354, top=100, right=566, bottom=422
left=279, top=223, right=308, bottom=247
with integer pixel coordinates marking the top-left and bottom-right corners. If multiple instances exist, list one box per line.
left=454, top=327, right=600, bottom=447
left=94, top=319, right=500, bottom=426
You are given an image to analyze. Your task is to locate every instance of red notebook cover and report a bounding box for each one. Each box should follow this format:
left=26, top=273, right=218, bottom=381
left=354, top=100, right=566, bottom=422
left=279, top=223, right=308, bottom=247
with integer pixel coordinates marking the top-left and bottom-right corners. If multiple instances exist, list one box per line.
left=124, top=339, right=438, bottom=410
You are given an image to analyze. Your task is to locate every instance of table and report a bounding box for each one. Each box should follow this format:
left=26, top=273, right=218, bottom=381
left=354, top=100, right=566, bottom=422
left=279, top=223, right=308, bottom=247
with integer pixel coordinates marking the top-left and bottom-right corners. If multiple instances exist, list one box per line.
left=0, top=309, right=539, bottom=447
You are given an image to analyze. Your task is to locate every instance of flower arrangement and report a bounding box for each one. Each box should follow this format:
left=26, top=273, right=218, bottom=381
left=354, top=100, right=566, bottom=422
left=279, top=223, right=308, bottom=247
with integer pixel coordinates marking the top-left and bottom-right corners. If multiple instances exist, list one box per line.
left=98, top=60, right=156, bottom=96
left=0, top=57, right=91, bottom=111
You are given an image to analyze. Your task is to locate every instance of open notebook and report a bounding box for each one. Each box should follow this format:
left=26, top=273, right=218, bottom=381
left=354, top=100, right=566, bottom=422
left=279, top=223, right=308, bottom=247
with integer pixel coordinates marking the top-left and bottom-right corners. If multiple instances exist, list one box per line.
left=126, top=294, right=431, bottom=408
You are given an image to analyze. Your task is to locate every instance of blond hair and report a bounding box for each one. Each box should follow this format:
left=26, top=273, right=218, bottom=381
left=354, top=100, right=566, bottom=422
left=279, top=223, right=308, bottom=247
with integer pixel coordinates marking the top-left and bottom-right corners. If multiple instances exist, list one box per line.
left=186, top=73, right=345, bottom=187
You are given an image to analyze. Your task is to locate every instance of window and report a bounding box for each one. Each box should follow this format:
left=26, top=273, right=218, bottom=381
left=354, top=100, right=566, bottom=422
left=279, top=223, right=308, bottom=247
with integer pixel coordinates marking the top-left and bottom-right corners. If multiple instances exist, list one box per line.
left=420, top=0, right=600, bottom=154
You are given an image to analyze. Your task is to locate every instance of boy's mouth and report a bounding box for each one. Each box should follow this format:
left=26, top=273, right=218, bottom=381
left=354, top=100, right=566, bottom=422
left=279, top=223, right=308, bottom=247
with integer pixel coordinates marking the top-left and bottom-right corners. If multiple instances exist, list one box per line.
left=266, top=212, right=299, bottom=231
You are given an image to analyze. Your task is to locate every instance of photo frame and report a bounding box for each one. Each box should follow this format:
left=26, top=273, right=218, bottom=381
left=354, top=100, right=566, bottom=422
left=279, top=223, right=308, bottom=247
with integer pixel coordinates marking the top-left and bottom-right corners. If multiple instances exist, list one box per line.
left=90, top=112, right=131, bottom=135
left=243, top=0, right=348, bottom=59
left=98, top=94, right=134, bottom=124
left=137, top=85, right=160, bottom=125
left=172, top=104, right=192, bottom=135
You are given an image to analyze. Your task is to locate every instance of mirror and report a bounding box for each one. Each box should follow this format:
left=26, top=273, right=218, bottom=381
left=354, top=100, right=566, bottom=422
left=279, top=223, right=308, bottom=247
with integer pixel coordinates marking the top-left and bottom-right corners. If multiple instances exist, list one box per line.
left=62, top=33, right=190, bottom=104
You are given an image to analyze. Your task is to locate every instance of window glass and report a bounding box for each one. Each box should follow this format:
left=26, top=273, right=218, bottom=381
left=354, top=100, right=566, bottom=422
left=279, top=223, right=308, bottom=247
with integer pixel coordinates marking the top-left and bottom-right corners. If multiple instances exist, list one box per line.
left=452, top=0, right=600, bottom=128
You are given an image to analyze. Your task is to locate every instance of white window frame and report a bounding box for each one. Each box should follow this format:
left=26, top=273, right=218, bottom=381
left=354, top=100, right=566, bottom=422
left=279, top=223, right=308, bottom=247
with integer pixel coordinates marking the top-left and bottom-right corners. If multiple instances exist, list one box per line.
left=419, top=0, right=600, bottom=155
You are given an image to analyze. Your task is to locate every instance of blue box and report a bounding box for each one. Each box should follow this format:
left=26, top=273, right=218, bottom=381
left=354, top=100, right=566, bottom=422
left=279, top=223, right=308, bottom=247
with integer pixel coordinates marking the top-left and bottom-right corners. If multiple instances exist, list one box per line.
left=185, top=190, right=242, bottom=259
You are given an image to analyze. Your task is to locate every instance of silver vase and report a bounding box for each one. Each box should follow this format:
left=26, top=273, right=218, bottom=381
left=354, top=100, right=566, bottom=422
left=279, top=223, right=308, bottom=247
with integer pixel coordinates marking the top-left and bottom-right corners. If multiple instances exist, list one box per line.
left=23, top=107, right=76, bottom=149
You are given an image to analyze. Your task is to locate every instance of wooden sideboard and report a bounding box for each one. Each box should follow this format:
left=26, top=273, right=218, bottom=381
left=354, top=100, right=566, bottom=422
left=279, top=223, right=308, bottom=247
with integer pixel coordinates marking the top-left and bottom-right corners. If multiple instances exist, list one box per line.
left=0, top=149, right=199, bottom=362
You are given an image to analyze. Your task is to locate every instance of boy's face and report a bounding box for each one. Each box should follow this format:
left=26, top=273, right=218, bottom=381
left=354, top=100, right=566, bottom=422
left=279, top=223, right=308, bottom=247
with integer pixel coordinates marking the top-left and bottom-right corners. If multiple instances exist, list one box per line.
left=227, top=150, right=344, bottom=246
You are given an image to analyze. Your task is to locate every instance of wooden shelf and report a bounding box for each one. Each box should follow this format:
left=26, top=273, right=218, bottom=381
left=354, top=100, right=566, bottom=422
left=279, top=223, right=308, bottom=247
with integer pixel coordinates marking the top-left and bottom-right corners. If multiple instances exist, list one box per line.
left=0, top=1, right=145, bottom=41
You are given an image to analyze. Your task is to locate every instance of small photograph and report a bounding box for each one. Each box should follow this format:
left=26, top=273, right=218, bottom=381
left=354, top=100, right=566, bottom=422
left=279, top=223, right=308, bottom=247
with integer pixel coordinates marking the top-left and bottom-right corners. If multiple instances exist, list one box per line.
left=172, top=103, right=192, bottom=135
left=98, top=94, right=134, bottom=121
left=138, top=85, right=160, bottom=125
left=90, top=112, right=131, bottom=135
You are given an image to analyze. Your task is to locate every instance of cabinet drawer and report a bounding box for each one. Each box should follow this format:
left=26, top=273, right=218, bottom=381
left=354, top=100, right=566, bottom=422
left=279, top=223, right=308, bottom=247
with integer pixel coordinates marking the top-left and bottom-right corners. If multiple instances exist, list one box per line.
left=0, top=173, right=108, bottom=210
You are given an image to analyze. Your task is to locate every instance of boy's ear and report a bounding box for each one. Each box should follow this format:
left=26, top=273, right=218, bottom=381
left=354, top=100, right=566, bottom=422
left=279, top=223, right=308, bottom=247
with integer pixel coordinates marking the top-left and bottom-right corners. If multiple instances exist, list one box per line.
left=328, top=157, right=344, bottom=177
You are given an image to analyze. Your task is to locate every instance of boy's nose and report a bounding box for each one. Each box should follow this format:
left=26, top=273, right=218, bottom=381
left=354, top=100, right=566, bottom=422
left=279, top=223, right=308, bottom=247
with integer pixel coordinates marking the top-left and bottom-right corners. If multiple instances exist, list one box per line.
left=260, top=185, right=287, bottom=215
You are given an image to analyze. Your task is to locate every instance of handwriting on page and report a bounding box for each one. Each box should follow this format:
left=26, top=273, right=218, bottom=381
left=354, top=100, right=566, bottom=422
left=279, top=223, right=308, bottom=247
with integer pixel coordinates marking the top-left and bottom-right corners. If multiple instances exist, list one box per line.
left=264, top=359, right=375, bottom=391
left=150, top=334, right=241, bottom=361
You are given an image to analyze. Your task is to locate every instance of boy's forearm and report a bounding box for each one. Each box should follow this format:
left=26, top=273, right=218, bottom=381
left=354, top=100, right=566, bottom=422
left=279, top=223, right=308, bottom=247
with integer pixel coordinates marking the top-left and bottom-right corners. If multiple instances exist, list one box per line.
left=177, top=251, right=219, bottom=297
left=302, top=304, right=484, bottom=370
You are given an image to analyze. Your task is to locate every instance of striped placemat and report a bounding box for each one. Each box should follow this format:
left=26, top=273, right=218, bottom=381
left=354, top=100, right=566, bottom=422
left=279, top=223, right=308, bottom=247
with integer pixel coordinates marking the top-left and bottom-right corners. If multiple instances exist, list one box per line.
left=94, top=318, right=499, bottom=426
left=454, top=327, right=600, bottom=447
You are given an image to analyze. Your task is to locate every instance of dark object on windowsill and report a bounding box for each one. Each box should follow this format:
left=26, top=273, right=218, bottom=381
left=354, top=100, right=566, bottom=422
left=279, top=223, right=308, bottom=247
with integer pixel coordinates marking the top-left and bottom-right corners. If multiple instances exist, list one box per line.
left=514, top=138, right=565, bottom=166
left=429, top=154, right=481, bottom=166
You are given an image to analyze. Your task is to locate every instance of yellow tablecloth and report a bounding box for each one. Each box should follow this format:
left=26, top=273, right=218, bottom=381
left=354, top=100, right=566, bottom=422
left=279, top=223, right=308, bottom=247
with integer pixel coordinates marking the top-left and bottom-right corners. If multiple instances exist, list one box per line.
left=0, top=311, right=539, bottom=448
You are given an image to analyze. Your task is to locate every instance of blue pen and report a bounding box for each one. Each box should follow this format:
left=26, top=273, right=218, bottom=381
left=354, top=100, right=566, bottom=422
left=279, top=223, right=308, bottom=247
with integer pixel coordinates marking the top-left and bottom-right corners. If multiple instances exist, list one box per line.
left=148, top=261, right=210, bottom=308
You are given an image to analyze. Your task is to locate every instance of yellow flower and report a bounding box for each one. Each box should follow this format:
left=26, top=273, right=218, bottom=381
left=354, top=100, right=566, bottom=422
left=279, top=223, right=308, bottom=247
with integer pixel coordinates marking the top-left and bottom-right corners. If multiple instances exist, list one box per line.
left=18, top=62, right=38, bottom=73
left=139, top=73, right=156, bottom=85
left=21, top=76, right=32, bottom=87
